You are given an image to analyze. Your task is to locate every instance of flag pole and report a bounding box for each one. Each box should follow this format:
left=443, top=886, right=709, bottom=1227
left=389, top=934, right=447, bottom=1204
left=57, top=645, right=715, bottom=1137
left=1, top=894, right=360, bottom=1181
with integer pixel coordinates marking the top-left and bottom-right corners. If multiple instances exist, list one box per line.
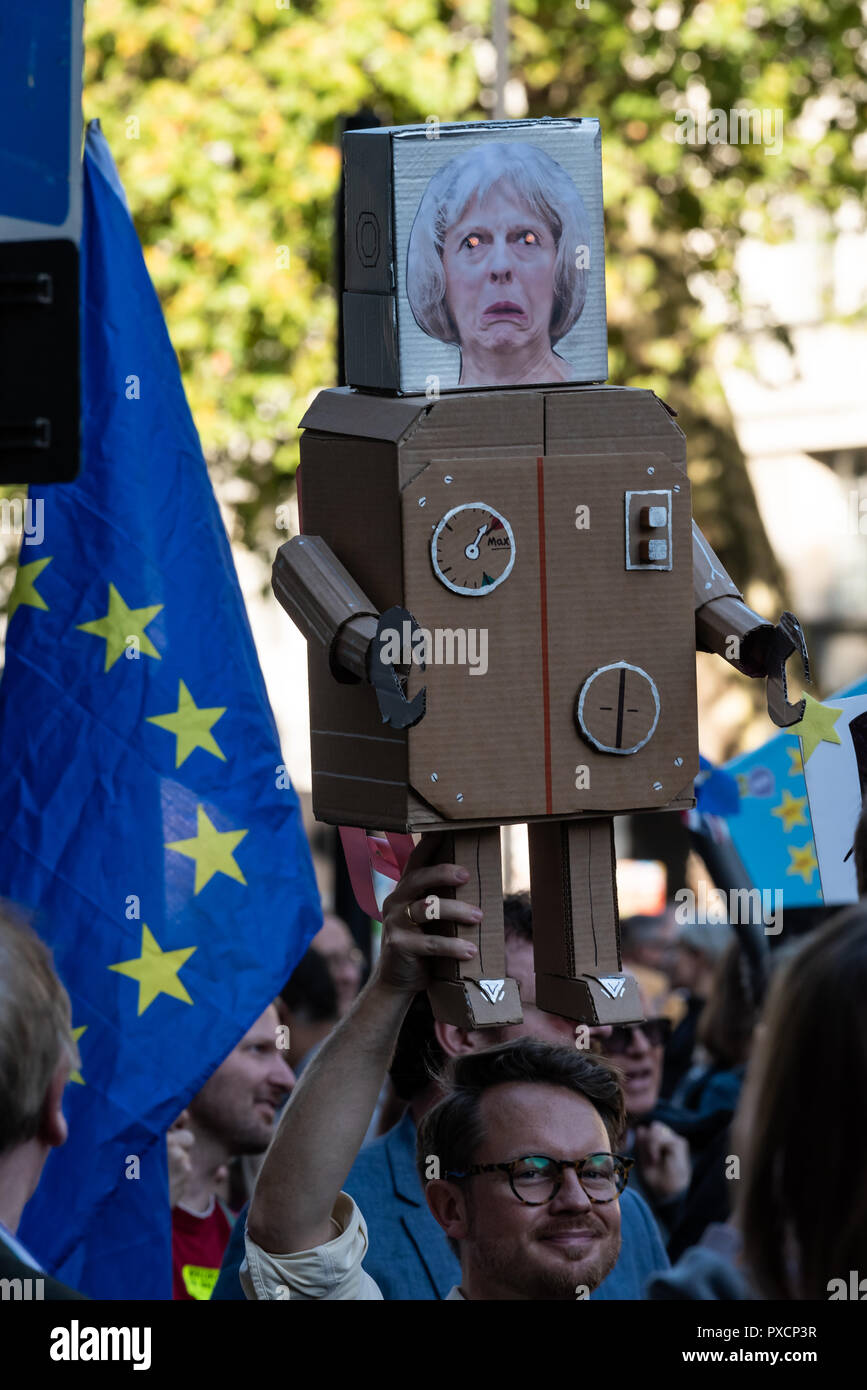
left=493, top=0, right=509, bottom=119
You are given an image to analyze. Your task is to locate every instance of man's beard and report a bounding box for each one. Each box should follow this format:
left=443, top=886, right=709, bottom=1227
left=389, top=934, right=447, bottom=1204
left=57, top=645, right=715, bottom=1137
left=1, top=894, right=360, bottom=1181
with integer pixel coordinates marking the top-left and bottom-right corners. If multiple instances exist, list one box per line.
left=228, top=1126, right=272, bottom=1156
left=189, top=1095, right=274, bottom=1158
left=467, top=1212, right=621, bottom=1300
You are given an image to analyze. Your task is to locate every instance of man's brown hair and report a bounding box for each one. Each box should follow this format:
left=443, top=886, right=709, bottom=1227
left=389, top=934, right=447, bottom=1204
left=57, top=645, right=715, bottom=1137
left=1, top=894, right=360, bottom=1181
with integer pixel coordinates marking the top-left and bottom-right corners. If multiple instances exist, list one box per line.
left=0, top=904, right=77, bottom=1155
left=415, top=1036, right=626, bottom=1187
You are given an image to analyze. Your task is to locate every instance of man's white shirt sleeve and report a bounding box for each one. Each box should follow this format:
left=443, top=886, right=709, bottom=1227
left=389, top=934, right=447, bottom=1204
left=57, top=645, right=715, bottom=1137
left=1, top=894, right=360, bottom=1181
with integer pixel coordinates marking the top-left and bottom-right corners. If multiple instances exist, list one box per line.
left=240, top=1192, right=383, bottom=1301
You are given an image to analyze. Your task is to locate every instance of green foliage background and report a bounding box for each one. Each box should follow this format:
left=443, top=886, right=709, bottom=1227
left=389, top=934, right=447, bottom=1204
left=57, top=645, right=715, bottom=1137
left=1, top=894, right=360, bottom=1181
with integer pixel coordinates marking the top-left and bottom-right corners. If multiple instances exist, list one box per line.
left=79, top=0, right=867, bottom=591
left=5, top=0, right=866, bottom=651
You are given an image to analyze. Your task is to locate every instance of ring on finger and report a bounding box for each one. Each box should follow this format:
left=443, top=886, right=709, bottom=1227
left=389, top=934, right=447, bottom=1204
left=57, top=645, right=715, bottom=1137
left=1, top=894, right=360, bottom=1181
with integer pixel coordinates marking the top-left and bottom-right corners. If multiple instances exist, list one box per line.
left=404, top=902, right=416, bottom=926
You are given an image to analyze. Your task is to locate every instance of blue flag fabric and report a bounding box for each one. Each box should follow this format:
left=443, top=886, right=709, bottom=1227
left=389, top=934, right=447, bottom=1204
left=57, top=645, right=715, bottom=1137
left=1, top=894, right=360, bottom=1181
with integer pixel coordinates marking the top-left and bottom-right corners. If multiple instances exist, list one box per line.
left=721, top=673, right=867, bottom=908
left=0, top=123, right=321, bottom=1298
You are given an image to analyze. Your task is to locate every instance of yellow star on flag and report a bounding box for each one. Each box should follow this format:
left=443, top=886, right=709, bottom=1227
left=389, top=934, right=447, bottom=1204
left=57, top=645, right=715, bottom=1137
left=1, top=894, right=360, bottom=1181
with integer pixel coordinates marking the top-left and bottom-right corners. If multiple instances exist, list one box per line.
left=771, top=788, right=809, bottom=834
left=786, top=744, right=804, bottom=777
left=147, top=680, right=227, bottom=767
left=109, top=925, right=196, bottom=1016
left=7, top=556, right=51, bottom=625
left=77, top=583, right=163, bottom=671
left=69, top=1025, right=88, bottom=1085
left=787, top=842, right=818, bottom=885
left=789, top=692, right=843, bottom=764
left=166, top=805, right=248, bottom=895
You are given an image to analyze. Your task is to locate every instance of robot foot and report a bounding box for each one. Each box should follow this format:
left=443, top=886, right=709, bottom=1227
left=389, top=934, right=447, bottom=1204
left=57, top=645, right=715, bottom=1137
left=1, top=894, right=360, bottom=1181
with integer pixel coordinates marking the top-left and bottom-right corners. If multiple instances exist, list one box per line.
left=535, top=972, right=643, bottom=1026
left=427, top=976, right=523, bottom=1030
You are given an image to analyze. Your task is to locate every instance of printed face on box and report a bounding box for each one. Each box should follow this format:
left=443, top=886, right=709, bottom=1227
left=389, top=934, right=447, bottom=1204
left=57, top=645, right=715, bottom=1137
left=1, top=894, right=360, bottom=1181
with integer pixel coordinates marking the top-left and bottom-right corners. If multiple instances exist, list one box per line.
left=406, top=142, right=592, bottom=389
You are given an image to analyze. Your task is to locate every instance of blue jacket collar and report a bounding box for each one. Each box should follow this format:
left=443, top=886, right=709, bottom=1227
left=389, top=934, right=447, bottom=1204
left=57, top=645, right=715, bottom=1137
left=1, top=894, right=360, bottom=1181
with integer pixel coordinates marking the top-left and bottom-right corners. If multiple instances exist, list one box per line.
left=385, top=1111, right=458, bottom=1297
left=385, top=1109, right=424, bottom=1206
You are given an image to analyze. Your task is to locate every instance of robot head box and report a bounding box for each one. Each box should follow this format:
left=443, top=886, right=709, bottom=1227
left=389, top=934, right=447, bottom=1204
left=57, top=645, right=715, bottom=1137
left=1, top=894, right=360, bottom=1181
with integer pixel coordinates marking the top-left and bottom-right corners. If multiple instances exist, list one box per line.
left=344, top=117, right=608, bottom=394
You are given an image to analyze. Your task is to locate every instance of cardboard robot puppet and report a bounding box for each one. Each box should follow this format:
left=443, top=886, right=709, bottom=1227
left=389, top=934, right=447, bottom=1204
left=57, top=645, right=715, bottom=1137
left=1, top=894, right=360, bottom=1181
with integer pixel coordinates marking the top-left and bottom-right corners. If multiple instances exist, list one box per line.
left=272, top=118, right=808, bottom=1029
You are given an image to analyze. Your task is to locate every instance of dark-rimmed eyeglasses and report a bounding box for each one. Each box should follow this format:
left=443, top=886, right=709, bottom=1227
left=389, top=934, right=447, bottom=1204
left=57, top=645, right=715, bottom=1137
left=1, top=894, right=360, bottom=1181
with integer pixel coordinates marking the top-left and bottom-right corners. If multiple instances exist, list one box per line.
left=602, top=1018, right=672, bottom=1055
left=443, top=1152, right=634, bottom=1205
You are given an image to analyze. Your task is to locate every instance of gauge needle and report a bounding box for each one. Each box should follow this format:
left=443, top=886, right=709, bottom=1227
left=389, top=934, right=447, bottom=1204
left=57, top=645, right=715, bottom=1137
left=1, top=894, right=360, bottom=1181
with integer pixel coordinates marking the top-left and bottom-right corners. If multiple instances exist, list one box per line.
left=464, top=524, right=488, bottom=561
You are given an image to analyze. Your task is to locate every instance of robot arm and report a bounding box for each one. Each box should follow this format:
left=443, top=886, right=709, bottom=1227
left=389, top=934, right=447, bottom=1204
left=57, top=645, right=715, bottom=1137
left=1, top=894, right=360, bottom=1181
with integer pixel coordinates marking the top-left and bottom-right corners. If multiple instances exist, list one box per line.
left=272, top=535, right=425, bottom=728
left=272, top=534, right=378, bottom=680
left=692, top=522, right=809, bottom=728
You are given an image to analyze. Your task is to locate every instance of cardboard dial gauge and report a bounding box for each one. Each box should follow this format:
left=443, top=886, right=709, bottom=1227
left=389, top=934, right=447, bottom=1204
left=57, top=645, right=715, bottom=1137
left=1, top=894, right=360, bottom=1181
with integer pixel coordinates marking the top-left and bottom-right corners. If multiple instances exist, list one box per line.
left=430, top=501, right=516, bottom=595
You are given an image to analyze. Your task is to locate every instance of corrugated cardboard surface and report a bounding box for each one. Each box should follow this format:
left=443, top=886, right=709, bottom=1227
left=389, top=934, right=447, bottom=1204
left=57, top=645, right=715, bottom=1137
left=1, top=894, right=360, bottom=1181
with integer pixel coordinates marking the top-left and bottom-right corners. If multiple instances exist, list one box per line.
left=299, top=430, right=409, bottom=827
left=426, top=827, right=524, bottom=1027
left=544, top=386, right=686, bottom=462
left=343, top=291, right=400, bottom=390
left=539, top=451, right=697, bottom=811
left=427, top=977, right=523, bottom=1027
left=295, top=385, right=699, bottom=831
left=402, top=453, right=547, bottom=820
left=427, top=827, right=506, bottom=985
left=344, top=130, right=394, bottom=294
left=528, top=819, right=621, bottom=978
left=344, top=119, right=608, bottom=394
left=403, top=790, right=695, bottom=830
left=403, top=449, right=697, bottom=821
left=692, top=520, right=743, bottom=608
left=272, top=535, right=378, bottom=655
left=399, top=389, right=544, bottom=488
left=300, top=387, right=425, bottom=443
left=535, top=973, right=643, bottom=1026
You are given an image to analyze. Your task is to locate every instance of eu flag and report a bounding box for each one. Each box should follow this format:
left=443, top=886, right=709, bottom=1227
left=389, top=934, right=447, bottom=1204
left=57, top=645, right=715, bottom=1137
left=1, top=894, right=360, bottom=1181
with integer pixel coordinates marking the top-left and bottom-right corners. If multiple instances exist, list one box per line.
left=0, top=123, right=321, bottom=1299
left=722, top=672, right=867, bottom=909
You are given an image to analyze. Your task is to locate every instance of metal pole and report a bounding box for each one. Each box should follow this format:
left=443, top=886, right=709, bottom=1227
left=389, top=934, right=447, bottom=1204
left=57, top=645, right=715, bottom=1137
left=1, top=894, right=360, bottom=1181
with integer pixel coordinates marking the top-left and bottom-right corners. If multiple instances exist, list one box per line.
left=493, top=0, right=508, bottom=119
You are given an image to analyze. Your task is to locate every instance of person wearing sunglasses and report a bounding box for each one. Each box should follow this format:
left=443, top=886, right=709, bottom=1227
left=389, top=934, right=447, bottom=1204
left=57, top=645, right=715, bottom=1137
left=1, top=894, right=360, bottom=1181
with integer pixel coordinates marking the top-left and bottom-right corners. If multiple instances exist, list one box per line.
left=242, top=835, right=643, bottom=1300
left=599, top=1015, right=692, bottom=1242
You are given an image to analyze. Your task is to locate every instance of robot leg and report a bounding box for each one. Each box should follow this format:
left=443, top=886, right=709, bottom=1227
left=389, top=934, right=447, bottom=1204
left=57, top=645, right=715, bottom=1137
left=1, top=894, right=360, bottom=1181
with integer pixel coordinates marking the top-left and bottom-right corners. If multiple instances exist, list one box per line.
left=424, top=827, right=523, bottom=1030
left=528, top=817, right=644, bottom=1025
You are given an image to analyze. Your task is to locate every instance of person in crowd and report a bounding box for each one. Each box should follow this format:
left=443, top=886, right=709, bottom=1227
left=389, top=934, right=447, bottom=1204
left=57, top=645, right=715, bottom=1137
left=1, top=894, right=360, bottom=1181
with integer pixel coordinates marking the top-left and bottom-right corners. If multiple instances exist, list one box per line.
left=620, top=910, right=679, bottom=978
left=191, top=952, right=343, bottom=1226
left=170, top=1001, right=294, bottom=1300
left=277, top=946, right=339, bottom=1074
left=311, top=911, right=365, bottom=1018
left=620, top=910, right=683, bottom=1025
left=677, top=938, right=758, bottom=1117
left=661, top=921, right=733, bottom=1099
left=598, top=1005, right=692, bottom=1243
left=237, top=838, right=669, bottom=1301
left=212, top=889, right=668, bottom=1300
left=649, top=902, right=867, bottom=1298
left=663, top=937, right=765, bottom=1260
left=0, top=906, right=87, bottom=1299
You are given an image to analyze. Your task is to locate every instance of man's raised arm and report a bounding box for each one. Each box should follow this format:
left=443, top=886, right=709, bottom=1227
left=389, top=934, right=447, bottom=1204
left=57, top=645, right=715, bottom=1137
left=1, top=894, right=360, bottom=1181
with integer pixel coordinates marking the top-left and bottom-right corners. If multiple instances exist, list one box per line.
left=246, top=835, right=479, bottom=1257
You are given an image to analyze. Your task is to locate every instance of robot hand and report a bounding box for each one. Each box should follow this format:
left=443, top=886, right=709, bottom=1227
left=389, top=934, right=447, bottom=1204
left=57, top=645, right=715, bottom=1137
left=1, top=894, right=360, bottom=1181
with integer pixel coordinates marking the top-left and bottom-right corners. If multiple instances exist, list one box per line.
left=741, top=610, right=811, bottom=728
left=363, top=605, right=426, bottom=730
